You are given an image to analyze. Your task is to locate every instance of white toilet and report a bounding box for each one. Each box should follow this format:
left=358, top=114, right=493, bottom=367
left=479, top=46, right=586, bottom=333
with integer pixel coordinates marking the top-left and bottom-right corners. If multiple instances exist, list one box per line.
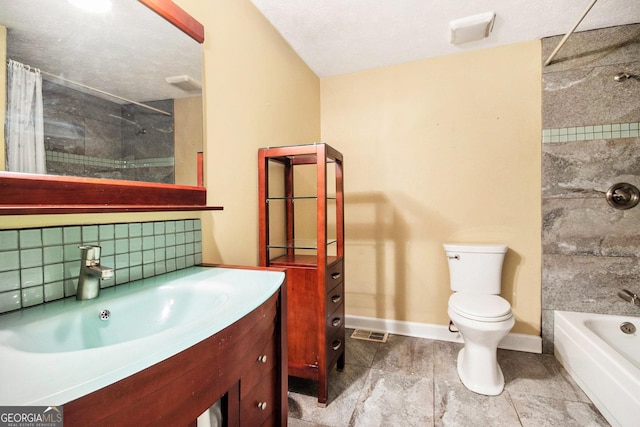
left=444, top=243, right=514, bottom=396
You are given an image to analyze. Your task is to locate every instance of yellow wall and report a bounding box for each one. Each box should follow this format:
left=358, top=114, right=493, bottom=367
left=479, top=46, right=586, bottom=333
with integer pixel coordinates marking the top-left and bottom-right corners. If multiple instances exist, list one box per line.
left=321, top=41, right=542, bottom=335
left=1, top=1, right=542, bottom=337
left=174, top=0, right=321, bottom=265
left=174, top=96, right=203, bottom=187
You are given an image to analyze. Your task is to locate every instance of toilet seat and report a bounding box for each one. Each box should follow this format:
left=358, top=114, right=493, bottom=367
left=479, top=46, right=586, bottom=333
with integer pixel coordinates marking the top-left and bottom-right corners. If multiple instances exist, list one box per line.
left=449, top=293, right=512, bottom=322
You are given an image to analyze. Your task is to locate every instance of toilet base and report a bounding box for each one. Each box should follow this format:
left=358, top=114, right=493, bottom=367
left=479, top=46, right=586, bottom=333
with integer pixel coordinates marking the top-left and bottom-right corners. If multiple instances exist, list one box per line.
left=456, top=347, right=505, bottom=396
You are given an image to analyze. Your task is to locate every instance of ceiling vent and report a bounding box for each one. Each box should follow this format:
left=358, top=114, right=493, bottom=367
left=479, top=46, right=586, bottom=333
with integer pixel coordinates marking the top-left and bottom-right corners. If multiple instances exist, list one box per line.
left=449, top=11, right=496, bottom=45
left=165, top=75, right=202, bottom=92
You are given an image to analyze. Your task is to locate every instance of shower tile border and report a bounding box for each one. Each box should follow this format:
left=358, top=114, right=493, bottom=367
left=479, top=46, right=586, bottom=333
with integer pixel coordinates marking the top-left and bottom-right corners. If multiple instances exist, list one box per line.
left=46, top=150, right=175, bottom=169
left=542, top=122, right=640, bottom=143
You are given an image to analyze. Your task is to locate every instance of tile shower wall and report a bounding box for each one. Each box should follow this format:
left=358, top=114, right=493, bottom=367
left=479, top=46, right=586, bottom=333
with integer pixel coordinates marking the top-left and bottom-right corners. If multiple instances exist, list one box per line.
left=541, top=23, right=640, bottom=353
left=43, top=80, right=175, bottom=183
left=0, top=219, right=202, bottom=314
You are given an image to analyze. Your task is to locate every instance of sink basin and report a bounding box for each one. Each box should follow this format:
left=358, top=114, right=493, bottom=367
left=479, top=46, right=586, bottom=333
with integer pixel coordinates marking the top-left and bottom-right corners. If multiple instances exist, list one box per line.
left=0, top=266, right=285, bottom=405
left=7, top=283, right=228, bottom=353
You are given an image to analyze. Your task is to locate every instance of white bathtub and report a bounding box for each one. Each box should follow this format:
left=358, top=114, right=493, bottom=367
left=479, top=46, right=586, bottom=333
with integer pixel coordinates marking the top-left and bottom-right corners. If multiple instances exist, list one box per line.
left=554, top=310, right=640, bottom=427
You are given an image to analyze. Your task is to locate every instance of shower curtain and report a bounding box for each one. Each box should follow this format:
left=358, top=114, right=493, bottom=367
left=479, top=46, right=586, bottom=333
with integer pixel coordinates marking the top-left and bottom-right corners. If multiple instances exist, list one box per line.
left=5, top=59, right=46, bottom=174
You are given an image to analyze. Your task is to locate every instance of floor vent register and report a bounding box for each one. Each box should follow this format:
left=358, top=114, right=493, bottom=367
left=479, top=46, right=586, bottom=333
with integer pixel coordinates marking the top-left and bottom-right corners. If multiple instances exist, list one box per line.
left=350, top=329, right=389, bottom=343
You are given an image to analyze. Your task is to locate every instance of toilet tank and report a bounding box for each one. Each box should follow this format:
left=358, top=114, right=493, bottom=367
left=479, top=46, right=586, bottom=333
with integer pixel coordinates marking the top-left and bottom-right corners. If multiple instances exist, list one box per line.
left=443, top=244, right=508, bottom=294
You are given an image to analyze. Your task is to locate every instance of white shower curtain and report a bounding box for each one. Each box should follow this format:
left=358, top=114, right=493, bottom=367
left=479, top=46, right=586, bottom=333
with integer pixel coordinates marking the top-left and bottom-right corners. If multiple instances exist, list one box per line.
left=5, top=59, right=46, bottom=174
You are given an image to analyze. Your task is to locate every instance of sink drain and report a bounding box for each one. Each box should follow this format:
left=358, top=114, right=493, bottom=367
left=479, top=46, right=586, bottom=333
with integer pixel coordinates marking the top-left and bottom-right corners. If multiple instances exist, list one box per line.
left=620, top=321, right=636, bottom=334
left=99, top=309, right=111, bottom=321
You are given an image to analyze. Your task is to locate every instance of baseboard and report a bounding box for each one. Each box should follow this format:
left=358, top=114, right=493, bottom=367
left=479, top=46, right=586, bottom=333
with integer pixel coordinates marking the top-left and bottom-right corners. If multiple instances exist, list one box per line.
left=346, top=314, right=542, bottom=354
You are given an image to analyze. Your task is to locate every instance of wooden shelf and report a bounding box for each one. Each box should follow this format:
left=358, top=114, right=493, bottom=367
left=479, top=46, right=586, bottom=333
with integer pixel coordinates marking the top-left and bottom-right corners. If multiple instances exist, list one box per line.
left=0, top=205, right=223, bottom=215
left=0, top=172, right=220, bottom=215
left=269, top=254, right=341, bottom=268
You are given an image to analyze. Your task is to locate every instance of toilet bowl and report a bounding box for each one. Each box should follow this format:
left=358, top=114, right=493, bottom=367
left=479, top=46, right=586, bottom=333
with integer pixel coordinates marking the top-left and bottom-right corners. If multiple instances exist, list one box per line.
left=444, top=243, right=513, bottom=395
left=448, top=293, right=514, bottom=395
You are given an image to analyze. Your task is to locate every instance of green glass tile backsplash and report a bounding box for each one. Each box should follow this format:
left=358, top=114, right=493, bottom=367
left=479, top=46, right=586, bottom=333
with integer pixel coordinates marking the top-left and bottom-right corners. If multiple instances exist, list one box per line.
left=0, top=219, right=202, bottom=314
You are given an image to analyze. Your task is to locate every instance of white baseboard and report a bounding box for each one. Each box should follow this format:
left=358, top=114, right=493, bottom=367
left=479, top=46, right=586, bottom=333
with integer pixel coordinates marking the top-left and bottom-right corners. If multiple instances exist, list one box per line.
left=346, top=314, right=542, bottom=354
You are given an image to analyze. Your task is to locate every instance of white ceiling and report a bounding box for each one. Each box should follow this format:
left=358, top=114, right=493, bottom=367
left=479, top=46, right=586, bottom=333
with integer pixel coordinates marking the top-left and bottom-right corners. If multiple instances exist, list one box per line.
left=251, top=0, right=640, bottom=77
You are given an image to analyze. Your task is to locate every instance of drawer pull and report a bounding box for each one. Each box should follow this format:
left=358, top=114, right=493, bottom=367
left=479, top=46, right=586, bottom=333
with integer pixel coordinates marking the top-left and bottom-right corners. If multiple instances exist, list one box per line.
left=332, top=317, right=341, bottom=327
left=257, top=402, right=268, bottom=411
left=258, top=354, right=268, bottom=363
left=331, top=272, right=341, bottom=280
left=332, top=339, right=342, bottom=351
left=331, top=294, right=341, bottom=304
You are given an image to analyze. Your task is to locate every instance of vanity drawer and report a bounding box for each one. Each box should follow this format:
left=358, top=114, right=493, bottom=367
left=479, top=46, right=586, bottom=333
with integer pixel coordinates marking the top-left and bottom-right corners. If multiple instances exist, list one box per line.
left=325, top=260, right=344, bottom=292
left=241, top=329, right=276, bottom=399
left=240, top=368, right=276, bottom=427
left=326, top=281, right=344, bottom=313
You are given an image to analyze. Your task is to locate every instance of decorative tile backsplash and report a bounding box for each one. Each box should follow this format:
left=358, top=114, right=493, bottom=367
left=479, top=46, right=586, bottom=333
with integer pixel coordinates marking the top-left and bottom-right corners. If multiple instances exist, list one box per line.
left=0, top=219, right=202, bottom=314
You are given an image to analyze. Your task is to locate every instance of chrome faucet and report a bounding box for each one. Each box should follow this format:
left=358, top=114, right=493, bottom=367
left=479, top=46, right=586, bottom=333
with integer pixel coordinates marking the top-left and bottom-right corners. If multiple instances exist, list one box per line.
left=618, top=289, right=640, bottom=307
left=76, top=245, right=114, bottom=300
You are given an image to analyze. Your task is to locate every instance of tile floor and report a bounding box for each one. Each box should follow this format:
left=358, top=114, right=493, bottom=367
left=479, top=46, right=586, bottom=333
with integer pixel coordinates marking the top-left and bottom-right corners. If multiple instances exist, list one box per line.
left=287, top=330, right=610, bottom=427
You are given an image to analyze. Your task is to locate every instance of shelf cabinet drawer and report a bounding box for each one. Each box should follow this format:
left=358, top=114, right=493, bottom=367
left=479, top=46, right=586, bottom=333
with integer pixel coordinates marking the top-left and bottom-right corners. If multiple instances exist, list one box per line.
left=325, top=260, right=344, bottom=291
left=241, top=328, right=276, bottom=399
left=327, top=327, right=346, bottom=368
left=326, top=281, right=344, bottom=314
left=326, top=302, right=344, bottom=341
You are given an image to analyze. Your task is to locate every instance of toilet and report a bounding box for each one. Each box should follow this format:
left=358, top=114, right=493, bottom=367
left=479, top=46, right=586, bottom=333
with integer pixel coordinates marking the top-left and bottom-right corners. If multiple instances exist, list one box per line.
left=444, top=243, right=514, bottom=396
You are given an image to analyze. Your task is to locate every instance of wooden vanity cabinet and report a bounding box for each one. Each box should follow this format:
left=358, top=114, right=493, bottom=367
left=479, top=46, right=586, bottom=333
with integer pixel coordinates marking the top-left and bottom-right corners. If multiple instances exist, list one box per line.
left=63, top=267, right=287, bottom=427
left=258, top=143, right=345, bottom=406
left=239, top=324, right=279, bottom=426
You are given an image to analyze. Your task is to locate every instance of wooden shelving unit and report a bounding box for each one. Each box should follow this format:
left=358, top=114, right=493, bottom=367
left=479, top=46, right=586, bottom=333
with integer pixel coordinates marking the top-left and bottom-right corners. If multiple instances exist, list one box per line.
left=258, top=143, right=345, bottom=405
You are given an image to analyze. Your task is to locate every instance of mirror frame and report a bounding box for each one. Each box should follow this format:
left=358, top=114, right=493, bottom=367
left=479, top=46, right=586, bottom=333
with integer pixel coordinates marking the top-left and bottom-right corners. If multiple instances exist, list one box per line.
left=0, top=0, right=218, bottom=215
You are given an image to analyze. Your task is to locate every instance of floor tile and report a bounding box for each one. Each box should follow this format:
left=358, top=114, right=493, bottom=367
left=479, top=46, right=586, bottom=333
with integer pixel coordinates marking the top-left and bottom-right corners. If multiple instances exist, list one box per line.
left=371, top=334, right=435, bottom=376
left=289, top=364, right=369, bottom=427
left=499, top=350, right=590, bottom=402
left=345, top=331, right=382, bottom=368
left=288, top=417, right=329, bottom=427
left=434, top=380, right=522, bottom=426
left=286, top=334, right=611, bottom=427
left=511, top=394, right=610, bottom=427
left=433, top=340, right=463, bottom=382
left=349, top=368, right=434, bottom=426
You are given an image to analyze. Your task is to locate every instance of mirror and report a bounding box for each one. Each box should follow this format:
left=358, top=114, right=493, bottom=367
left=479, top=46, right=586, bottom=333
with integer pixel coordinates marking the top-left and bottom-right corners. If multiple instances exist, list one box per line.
left=0, top=0, right=214, bottom=214
left=0, top=0, right=203, bottom=186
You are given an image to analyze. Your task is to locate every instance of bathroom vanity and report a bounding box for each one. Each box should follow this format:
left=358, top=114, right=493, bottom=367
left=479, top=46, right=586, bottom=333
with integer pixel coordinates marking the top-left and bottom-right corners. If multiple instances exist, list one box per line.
left=66, top=293, right=285, bottom=425
left=0, top=267, right=287, bottom=426
left=65, top=267, right=287, bottom=426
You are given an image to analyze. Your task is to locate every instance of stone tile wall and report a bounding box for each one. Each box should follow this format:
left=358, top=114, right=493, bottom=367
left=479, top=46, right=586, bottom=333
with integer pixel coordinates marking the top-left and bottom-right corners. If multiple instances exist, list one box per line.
left=43, top=81, right=175, bottom=183
left=542, top=23, right=640, bottom=352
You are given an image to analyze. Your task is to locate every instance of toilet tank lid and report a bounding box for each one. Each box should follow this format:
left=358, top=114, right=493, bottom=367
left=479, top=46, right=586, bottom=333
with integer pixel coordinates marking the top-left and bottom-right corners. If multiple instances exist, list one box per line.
left=443, top=243, right=507, bottom=254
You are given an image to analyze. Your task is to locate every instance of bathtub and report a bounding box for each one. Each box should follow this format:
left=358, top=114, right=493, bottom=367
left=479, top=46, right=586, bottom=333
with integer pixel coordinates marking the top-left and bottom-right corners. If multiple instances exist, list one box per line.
left=554, top=310, right=640, bottom=427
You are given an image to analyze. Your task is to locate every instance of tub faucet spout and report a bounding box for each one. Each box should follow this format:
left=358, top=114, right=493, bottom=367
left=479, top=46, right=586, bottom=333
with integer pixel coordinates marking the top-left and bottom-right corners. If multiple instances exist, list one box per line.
left=618, top=289, right=640, bottom=306
left=76, top=245, right=114, bottom=300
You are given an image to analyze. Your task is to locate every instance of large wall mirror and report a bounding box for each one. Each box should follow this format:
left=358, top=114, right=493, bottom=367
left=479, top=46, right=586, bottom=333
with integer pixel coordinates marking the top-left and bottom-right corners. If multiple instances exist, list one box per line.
left=0, top=0, right=215, bottom=214
left=1, top=0, right=202, bottom=185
